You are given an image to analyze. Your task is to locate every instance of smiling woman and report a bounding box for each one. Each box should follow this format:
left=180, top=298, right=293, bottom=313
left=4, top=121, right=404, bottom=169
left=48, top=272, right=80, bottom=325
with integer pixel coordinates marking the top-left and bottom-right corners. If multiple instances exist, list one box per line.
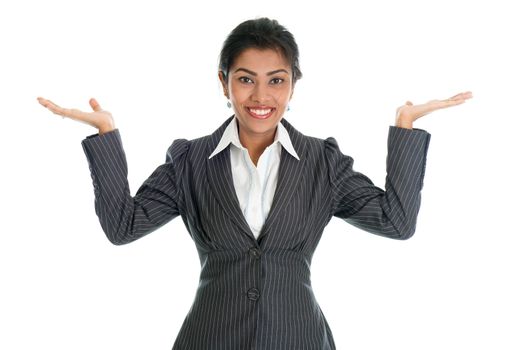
left=219, top=48, right=295, bottom=165
left=217, top=18, right=302, bottom=167
left=37, top=16, right=472, bottom=350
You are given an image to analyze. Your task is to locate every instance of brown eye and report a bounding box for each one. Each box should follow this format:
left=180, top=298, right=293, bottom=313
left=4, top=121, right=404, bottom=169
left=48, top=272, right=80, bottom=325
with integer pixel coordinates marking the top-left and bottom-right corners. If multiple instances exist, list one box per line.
left=270, top=78, right=284, bottom=84
left=239, top=77, right=254, bottom=84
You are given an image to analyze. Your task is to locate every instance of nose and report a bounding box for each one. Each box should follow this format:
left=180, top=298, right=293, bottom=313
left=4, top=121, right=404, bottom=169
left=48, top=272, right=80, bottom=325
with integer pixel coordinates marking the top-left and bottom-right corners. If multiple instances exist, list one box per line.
left=251, top=83, right=271, bottom=104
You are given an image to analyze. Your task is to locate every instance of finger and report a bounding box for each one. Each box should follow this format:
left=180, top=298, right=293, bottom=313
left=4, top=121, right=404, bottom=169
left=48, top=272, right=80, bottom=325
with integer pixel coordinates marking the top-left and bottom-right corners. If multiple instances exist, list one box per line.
left=431, top=98, right=465, bottom=111
left=447, top=91, right=473, bottom=102
left=427, top=95, right=467, bottom=110
left=37, top=97, right=64, bottom=119
left=38, top=97, right=88, bottom=120
left=89, top=97, right=102, bottom=112
left=426, top=92, right=472, bottom=107
left=37, top=97, right=55, bottom=109
left=444, top=93, right=472, bottom=105
left=37, top=97, right=67, bottom=116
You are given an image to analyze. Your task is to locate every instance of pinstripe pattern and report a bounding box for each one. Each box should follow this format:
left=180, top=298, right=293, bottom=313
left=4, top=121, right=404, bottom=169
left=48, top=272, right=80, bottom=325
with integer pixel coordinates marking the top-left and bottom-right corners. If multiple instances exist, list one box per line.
left=81, top=115, right=431, bottom=349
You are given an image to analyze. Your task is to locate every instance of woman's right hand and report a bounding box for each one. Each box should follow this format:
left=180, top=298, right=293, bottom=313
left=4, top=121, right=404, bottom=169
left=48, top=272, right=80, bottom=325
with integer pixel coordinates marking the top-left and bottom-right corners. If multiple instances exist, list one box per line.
left=37, top=97, right=116, bottom=134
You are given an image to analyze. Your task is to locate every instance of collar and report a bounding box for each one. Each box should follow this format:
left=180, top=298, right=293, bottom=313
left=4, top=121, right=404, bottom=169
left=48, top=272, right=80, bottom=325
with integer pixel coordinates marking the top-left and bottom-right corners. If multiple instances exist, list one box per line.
left=208, top=117, right=300, bottom=160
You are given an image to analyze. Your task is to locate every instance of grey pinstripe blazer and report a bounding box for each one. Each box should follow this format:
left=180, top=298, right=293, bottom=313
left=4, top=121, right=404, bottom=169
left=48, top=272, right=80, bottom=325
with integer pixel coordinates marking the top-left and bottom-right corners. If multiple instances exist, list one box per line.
left=81, top=115, right=431, bottom=350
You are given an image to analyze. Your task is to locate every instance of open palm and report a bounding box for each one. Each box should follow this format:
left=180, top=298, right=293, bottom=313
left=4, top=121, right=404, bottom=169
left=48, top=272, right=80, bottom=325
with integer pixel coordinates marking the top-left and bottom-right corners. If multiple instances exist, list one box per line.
left=37, top=97, right=115, bottom=132
left=396, top=91, right=473, bottom=126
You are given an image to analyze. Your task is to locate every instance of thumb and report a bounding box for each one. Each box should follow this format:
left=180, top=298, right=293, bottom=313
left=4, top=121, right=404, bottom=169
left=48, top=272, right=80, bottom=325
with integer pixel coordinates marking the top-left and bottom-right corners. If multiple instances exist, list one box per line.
left=89, top=98, right=102, bottom=112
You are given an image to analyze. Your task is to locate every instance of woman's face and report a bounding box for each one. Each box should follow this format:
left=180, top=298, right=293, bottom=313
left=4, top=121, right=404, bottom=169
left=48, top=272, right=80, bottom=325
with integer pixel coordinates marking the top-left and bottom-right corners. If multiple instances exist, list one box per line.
left=219, top=47, right=294, bottom=144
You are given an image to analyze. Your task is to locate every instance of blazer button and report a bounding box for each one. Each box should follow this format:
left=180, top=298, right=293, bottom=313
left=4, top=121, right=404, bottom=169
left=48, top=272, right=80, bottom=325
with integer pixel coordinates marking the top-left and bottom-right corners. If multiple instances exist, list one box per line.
left=247, top=287, right=260, bottom=301
left=249, top=247, right=261, bottom=259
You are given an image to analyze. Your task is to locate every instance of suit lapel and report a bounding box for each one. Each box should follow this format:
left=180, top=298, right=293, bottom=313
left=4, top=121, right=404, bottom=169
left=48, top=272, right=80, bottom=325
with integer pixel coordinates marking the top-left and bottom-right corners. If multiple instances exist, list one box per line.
left=205, top=116, right=309, bottom=244
left=256, top=118, right=308, bottom=243
left=207, top=146, right=255, bottom=240
left=206, top=116, right=254, bottom=240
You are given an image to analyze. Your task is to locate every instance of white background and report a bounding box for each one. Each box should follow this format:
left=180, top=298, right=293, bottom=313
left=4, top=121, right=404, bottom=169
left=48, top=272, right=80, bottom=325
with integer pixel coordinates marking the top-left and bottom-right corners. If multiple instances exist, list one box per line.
left=1, top=0, right=523, bottom=349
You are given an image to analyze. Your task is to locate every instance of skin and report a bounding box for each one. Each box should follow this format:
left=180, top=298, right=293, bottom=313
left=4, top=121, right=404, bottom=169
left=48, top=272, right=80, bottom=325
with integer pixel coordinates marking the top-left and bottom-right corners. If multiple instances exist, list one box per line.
left=37, top=96, right=115, bottom=134
left=36, top=48, right=473, bottom=165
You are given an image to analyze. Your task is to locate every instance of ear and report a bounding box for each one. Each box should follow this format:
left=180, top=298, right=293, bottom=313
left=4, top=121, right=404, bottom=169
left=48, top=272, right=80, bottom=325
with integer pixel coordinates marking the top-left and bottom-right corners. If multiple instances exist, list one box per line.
left=218, top=71, right=229, bottom=99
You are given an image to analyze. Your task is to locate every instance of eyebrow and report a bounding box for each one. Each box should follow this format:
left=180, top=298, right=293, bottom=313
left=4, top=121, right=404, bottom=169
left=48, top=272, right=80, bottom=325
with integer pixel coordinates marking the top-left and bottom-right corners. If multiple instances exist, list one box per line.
left=233, top=68, right=289, bottom=76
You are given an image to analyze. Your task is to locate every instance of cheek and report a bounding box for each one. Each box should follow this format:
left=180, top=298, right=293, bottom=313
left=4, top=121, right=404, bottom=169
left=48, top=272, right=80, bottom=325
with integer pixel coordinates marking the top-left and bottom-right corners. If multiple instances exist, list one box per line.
left=276, top=88, right=293, bottom=104
left=230, top=84, right=250, bottom=102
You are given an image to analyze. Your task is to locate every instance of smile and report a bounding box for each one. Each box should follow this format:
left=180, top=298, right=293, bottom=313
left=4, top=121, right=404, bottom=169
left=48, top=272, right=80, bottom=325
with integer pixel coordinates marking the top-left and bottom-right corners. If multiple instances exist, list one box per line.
left=246, top=107, right=275, bottom=120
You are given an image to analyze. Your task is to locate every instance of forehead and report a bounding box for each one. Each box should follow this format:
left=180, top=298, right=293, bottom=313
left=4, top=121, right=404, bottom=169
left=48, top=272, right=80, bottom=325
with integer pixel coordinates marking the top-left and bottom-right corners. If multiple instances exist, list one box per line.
left=231, top=48, right=290, bottom=72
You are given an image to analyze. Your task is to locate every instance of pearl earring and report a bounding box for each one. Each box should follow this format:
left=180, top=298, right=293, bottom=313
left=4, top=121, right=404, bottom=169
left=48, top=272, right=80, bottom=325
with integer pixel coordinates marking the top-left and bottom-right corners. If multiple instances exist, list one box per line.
left=227, top=101, right=232, bottom=108
left=287, top=104, right=291, bottom=111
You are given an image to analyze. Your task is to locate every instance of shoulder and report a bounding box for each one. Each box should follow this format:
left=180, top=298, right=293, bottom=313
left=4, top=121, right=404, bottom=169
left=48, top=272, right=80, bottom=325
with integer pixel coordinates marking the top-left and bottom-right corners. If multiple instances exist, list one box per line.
left=287, top=125, right=342, bottom=161
left=166, top=131, right=218, bottom=165
left=165, top=138, right=190, bottom=165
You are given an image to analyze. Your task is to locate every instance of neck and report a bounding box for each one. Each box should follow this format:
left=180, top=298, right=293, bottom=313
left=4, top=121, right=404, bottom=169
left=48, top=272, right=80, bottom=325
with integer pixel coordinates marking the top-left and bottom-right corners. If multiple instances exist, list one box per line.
left=238, top=125, right=277, bottom=167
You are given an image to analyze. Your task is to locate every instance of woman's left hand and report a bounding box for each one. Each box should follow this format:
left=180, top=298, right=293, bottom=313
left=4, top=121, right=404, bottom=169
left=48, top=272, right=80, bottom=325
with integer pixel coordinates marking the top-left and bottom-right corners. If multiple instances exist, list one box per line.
left=395, top=91, right=473, bottom=129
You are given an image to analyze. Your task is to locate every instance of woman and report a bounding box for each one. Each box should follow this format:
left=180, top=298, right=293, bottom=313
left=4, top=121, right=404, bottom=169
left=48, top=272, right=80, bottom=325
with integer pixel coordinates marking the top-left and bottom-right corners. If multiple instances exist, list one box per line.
left=37, top=17, right=472, bottom=350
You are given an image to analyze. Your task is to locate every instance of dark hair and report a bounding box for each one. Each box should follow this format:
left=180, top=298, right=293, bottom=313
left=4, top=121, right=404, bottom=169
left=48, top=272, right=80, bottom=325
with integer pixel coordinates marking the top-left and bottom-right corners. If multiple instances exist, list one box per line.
left=219, top=17, right=303, bottom=85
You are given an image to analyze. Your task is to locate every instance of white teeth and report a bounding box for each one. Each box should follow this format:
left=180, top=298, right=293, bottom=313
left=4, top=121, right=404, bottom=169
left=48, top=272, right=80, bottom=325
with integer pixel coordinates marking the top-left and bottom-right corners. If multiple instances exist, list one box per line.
left=249, top=108, right=272, bottom=116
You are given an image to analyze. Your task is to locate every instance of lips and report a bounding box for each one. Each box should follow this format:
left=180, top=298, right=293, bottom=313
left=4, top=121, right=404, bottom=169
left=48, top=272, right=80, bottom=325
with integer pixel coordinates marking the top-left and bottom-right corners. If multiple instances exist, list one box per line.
left=245, top=106, right=275, bottom=120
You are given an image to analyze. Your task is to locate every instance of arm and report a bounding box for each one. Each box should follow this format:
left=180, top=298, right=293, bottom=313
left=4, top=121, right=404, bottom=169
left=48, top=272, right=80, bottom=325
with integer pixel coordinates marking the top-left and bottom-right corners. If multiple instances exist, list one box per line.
left=326, top=90, right=472, bottom=239
left=81, top=129, right=188, bottom=245
left=325, top=126, right=431, bottom=240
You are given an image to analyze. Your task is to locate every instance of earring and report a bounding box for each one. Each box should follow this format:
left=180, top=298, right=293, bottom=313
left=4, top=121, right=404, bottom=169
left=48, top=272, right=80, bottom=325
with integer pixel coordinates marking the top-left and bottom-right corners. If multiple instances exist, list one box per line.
left=227, top=101, right=232, bottom=108
left=287, top=104, right=291, bottom=111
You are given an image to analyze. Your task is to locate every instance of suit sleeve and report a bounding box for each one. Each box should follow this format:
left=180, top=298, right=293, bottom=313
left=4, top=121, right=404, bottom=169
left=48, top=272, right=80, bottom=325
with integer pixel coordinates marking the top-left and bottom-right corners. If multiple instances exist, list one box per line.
left=81, top=128, right=189, bottom=245
left=325, top=126, right=431, bottom=240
